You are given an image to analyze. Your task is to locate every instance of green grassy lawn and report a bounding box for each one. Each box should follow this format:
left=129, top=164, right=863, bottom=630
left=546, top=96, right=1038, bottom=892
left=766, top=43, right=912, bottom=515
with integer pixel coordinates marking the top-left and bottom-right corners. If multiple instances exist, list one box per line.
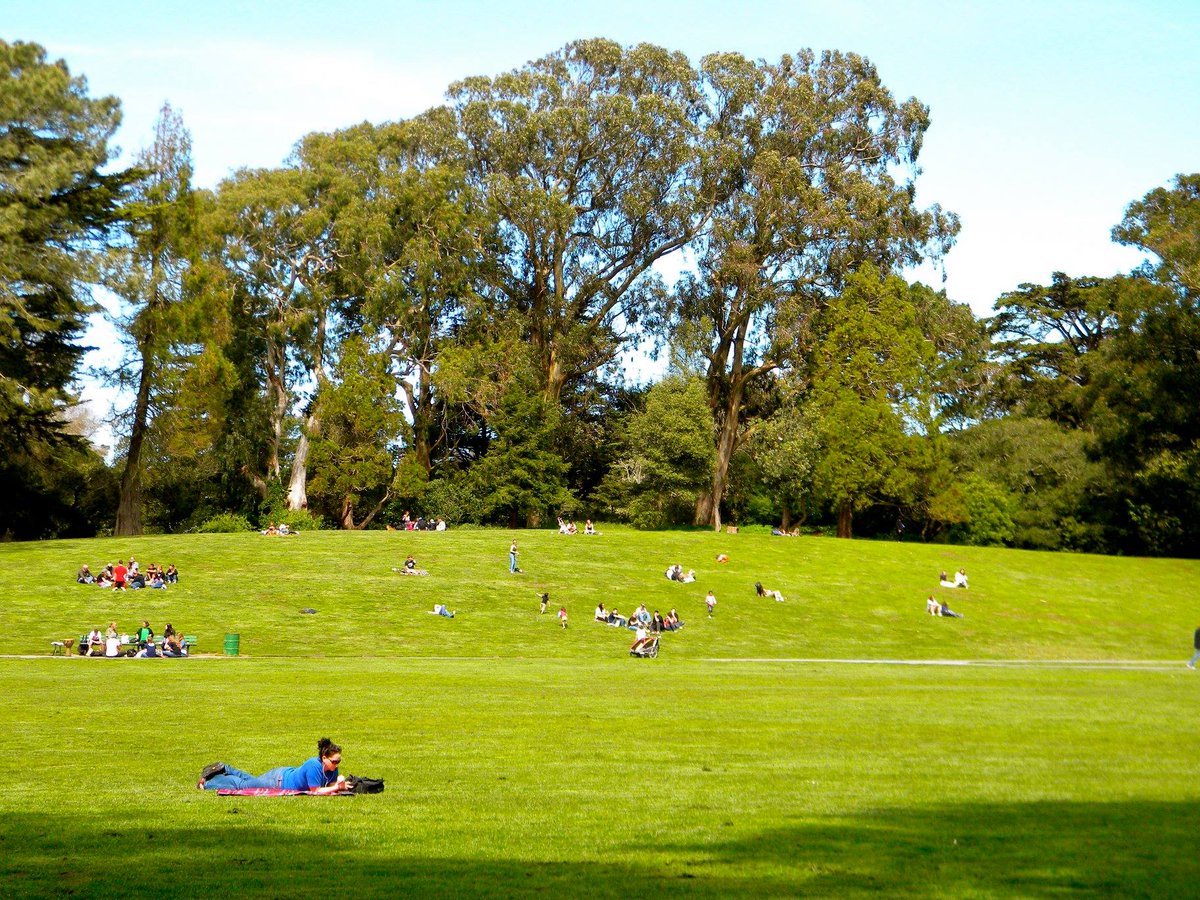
left=4, top=527, right=1198, bottom=659
left=3, top=529, right=1198, bottom=897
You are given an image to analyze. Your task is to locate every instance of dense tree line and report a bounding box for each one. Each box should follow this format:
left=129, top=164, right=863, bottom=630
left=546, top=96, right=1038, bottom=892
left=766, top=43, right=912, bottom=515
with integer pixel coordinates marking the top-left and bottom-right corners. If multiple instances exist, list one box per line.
left=3, top=39, right=1198, bottom=556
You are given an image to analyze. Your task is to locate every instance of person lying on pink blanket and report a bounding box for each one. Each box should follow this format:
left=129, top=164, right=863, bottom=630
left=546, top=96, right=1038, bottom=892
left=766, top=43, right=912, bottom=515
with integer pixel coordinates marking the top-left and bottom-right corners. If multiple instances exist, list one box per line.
left=198, top=737, right=350, bottom=793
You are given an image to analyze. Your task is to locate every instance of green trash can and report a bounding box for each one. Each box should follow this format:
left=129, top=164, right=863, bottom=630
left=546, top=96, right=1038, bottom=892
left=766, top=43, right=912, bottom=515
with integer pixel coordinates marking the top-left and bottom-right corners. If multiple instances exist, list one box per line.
left=224, top=633, right=240, bottom=657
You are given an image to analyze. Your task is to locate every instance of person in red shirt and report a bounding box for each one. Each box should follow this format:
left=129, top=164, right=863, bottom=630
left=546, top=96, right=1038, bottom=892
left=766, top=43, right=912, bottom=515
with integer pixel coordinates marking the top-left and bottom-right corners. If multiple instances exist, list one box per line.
left=113, top=560, right=128, bottom=592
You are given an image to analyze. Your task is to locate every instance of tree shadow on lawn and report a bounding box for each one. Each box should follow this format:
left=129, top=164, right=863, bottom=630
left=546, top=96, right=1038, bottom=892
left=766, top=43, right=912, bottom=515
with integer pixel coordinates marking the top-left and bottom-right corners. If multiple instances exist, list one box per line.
left=0, top=799, right=1193, bottom=897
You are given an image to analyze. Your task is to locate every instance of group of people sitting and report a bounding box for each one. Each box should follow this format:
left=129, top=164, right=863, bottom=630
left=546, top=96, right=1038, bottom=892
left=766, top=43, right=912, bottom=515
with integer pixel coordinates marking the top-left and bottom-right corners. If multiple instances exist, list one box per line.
left=664, top=564, right=696, bottom=583
left=939, top=568, right=969, bottom=589
left=261, top=522, right=299, bottom=536
left=396, top=512, right=447, bottom=531
left=594, top=602, right=683, bottom=633
left=556, top=517, right=597, bottom=535
left=76, top=559, right=178, bottom=590
left=82, top=621, right=189, bottom=657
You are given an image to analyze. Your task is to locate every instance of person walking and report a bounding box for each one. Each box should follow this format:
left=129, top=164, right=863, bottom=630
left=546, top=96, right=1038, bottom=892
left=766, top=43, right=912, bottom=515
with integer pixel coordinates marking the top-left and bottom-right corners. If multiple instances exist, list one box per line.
left=706, top=591, right=717, bottom=618
left=1189, top=625, right=1200, bottom=669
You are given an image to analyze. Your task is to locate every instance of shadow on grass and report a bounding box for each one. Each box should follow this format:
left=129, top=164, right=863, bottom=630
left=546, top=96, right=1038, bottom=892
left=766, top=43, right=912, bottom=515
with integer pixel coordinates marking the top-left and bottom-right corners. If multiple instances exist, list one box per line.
left=0, top=799, right=1193, bottom=897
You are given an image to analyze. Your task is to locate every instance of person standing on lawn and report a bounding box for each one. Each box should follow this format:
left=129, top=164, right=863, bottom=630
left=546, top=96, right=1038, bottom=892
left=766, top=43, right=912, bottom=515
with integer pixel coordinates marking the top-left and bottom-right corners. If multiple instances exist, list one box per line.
left=1189, top=625, right=1200, bottom=669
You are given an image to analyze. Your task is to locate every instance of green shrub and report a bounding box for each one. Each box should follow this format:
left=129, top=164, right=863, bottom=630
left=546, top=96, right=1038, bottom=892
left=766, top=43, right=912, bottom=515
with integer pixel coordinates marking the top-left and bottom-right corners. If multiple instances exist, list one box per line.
left=194, top=512, right=255, bottom=534
left=274, top=509, right=327, bottom=532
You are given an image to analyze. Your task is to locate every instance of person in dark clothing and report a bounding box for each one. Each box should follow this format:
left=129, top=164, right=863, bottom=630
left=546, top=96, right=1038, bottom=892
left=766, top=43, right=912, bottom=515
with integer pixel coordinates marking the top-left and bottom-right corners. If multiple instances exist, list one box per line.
left=1188, top=626, right=1200, bottom=669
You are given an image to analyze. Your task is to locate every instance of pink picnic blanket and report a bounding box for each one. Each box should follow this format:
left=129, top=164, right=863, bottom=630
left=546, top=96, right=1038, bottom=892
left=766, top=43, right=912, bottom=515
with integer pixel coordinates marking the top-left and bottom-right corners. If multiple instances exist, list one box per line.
left=216, top=788, right=312, bottom=796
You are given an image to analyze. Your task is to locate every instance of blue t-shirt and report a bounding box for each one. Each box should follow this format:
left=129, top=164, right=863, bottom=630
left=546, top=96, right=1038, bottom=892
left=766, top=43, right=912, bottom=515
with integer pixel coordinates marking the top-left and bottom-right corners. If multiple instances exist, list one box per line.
left=281, top=756, right=336, bottom=791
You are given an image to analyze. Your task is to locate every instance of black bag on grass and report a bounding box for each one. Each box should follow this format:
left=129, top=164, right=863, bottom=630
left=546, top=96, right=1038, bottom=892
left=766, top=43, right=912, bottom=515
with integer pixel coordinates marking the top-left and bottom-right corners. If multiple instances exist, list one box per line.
left=346, top=775, right=385, bottom=794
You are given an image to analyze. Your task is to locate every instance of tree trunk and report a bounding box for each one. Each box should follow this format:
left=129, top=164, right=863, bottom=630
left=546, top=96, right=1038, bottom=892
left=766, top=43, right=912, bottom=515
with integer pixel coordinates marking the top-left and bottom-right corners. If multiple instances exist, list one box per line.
left=287, top=307, right=327, bottom=511
left=695, top=379, right=743, bottom=530
left=265, top=339, right=288, bottom=480
left=286, top=412, right=317, bottom=511
left=781, top=505, right=792, bottom=531
left=837, top=502, right=853, bottom=538
left=115, top=354, right=154, bottom=536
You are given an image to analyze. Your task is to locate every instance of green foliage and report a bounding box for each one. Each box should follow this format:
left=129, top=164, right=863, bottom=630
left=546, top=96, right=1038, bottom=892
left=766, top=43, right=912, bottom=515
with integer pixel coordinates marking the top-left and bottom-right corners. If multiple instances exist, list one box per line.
left=469, top=387, right=574, bottom=527
left=417, top=471, right=484, bottom=526
left=945, top=476, right=1017, bottom=546
left=0, top=40, right=134, bottom=536
left=193, top=512, right=255, bottom=533
left=600, top=376, right=715, bottom=529
left=948, top=418, right=1106, bottom=552
left=307, top=335, right=406, bottom=529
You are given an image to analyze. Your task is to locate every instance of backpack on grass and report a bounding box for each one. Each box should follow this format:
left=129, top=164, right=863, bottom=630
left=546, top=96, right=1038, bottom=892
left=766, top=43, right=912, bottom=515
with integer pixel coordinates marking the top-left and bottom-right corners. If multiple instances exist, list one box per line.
left=346, top=775, right=385, bottom=794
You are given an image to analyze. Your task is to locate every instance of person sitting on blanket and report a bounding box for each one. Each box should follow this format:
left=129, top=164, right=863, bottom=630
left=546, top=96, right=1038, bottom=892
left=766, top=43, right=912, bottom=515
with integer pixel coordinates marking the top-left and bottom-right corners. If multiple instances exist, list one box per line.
left=395, top=555, right=429, bottom=576
left=939, top=570, right=956, bottom=588
left=199, top=737, right=350, bottom=793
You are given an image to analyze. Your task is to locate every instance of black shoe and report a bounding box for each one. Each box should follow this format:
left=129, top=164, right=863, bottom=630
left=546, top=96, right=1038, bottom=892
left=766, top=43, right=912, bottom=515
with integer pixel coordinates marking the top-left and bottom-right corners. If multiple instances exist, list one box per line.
left=200, top=762, right=226, bottom=782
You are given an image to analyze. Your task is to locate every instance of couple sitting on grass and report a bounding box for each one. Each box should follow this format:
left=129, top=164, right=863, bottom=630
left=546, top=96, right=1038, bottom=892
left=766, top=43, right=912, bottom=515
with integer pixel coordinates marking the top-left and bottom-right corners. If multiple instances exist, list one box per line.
left=939, top=568, right=969, bottom=589
left=199, top=737, right=349, bottom=793
left=665, top=564, right=695, bottom=583
left=261, top=522, right=299, bottom=536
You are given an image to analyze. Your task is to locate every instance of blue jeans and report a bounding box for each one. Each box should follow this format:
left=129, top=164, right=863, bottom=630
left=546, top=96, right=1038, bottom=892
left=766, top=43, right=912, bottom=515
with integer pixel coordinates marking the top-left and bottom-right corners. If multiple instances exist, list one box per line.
left=509, top=553, right=518, bottom=572
left=1189, top=649, right=1200, bottom=667
left=203, top=766, right=287, bottom=790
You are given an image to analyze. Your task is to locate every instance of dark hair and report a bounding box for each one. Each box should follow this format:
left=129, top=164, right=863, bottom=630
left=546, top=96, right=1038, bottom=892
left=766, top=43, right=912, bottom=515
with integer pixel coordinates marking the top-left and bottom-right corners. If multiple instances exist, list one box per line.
left=755, top=582, right=764, bottom=595
left=317, top=737, right=342, bottom=759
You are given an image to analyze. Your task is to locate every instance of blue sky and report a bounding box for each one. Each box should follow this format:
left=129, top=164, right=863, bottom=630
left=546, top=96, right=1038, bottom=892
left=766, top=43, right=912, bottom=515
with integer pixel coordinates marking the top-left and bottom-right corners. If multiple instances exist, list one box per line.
left=6, top=1, right=1199, bottom=429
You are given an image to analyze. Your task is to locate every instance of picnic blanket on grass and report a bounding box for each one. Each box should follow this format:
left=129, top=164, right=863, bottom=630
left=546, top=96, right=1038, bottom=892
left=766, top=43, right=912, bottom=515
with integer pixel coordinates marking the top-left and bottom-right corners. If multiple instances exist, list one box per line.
left=216, top=788, right=311, bottom=796
left=216, top=777, right=384, bottom=797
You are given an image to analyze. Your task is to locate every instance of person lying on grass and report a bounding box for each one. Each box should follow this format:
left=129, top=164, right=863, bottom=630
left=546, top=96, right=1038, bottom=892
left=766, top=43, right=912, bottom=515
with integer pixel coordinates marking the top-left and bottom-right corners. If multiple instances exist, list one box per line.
left=429, top=603, right=455, bottom=618
left=199, top=737, right=350, bottom=793
left=927, top=595, right=963, bottom=618
left=755, top=582, right=785, bottom=602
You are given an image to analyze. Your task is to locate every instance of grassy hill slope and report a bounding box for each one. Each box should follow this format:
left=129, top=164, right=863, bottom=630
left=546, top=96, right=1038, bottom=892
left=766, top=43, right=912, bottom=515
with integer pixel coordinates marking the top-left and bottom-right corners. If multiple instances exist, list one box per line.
left=4, top=527, right=1196, bottom=660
